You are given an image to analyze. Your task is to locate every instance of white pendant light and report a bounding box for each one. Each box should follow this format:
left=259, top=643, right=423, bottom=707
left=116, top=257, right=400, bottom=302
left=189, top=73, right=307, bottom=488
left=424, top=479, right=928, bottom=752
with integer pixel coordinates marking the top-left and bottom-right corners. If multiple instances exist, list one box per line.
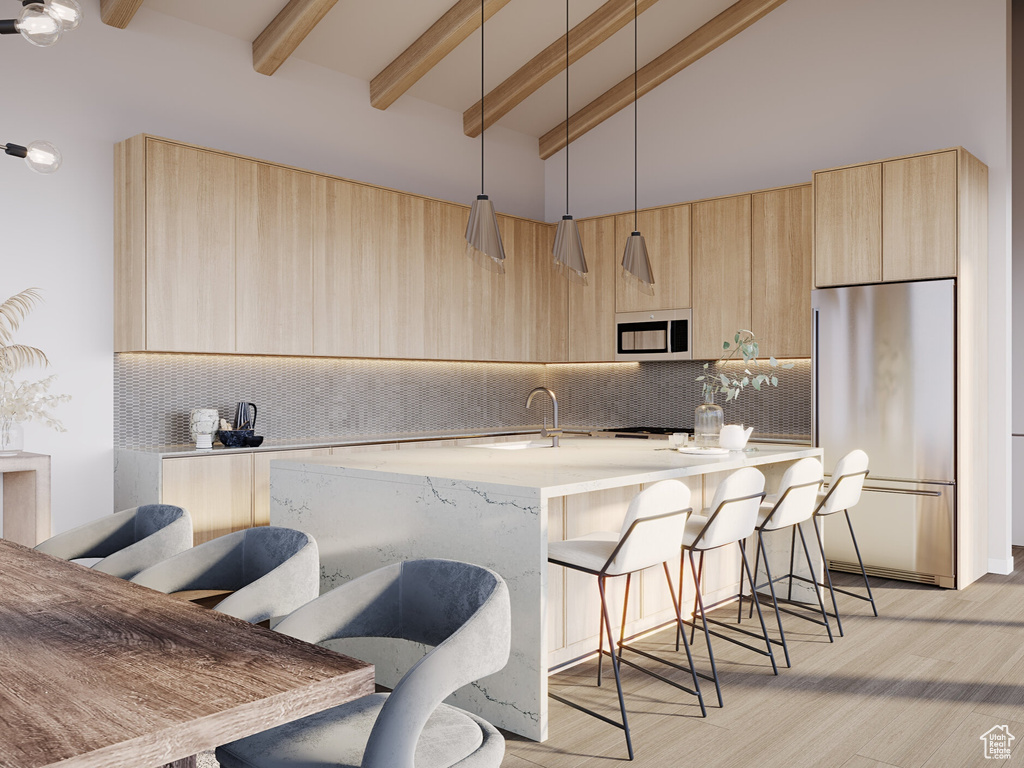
left=4, top=139, right=62, bottom=174
left=466, top=0, right=506, bottom=274
left=620, top=0, right=654, bottom=294
left=0, top=0, right=83, bottom=47
left=552, top=0, right=588, bottom=285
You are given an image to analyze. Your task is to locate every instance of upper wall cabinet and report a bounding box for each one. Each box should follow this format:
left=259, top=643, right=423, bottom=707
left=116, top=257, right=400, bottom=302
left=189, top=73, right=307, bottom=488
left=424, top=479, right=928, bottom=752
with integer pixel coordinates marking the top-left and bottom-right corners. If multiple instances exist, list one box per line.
left=501, top=217, right=566, bottom=363
left=314, top=179, right=385, bottom=358
left=881, top=151, right=957, bottom=281
left=690, top=194, right=752, bottom=360
left=813, top=163, right=882, bottom=287
left=235, top=161, right=315, bottom=356
left=116, top=136, right=240, bottom=353
left=116, top=135, right=567, bottom=363
left=614, top=205, right=691, bottom=313
left=814, top=149, right=964, bottom=287
left=378, top=194, right=431, bottom=359
left=751, top=185, right=812, bottom=358
left=568, top=216, right=616, bottom=362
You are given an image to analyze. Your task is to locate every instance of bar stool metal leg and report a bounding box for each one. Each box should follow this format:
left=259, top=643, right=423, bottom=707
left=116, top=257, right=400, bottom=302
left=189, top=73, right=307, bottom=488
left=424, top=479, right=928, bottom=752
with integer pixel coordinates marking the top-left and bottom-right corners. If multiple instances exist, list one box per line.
left=845, top=509, right=878, bottom=617
left=812, top=515, right=845, bottom=637
left=618, top=572, right=632, bottom=665
left=687, top=550, right=723, bottom=708
left=737, top=540, right=778, bottom=677
left=755, top=530, right=792, bottom=667
left=795, top=523, right=835, bottom=642
left=599, top=575, right=634, bottom=760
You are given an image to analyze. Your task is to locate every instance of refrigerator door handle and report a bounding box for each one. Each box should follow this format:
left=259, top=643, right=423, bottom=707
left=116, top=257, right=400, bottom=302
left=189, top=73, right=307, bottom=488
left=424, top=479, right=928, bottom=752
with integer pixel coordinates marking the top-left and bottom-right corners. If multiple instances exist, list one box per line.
left=859, top=486, right=943, bottom=498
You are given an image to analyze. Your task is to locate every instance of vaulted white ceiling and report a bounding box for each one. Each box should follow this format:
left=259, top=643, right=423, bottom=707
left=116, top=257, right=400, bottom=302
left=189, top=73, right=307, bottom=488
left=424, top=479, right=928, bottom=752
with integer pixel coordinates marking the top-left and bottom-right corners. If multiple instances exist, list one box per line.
left=134, top=0, right=766, bottom=144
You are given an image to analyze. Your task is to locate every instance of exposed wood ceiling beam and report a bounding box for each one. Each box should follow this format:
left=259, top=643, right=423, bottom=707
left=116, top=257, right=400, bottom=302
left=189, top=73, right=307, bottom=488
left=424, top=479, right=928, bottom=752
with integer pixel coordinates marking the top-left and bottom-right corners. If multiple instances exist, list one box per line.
left=463, top=0, right=661, bottom=139
left=253, top=0, right=340, bottom=76
left=370, top=0, right=513, bottom=111
left=99, top=0, right=146, bottom=28
left=538, top=0, right=789, bottom=159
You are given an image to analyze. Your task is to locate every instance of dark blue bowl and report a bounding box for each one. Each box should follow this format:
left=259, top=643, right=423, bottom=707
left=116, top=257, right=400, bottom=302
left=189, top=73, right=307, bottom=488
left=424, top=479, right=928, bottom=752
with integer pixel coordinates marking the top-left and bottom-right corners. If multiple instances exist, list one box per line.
left=217, top=429, right=254, bottom=448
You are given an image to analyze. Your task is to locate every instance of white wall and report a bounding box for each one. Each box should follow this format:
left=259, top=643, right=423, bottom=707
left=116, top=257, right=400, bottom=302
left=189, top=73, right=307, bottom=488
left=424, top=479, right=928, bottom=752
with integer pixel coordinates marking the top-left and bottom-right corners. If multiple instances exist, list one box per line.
left=546, top=0, right=1014, bottom=569
left=0, top=5, right=544, bottom=535
left=1013, top=0, right=1024, bottom=546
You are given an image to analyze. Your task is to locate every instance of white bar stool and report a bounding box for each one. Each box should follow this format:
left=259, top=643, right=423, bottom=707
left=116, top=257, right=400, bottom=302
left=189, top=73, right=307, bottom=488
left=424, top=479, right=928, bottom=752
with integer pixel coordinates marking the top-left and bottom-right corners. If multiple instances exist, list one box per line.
left=811, top=449, right=877, bottom=635
left=743, top=457, right=831, bottom=668
left=547, top=480, right=705, bottom=761
left=677, top=466, right=776, bottom=709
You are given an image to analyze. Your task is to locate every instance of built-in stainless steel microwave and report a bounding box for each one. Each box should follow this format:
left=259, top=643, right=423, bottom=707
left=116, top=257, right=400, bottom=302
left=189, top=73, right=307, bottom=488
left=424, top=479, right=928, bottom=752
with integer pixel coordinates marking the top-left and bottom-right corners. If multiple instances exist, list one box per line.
left=614, top=309, right=692, bottom=361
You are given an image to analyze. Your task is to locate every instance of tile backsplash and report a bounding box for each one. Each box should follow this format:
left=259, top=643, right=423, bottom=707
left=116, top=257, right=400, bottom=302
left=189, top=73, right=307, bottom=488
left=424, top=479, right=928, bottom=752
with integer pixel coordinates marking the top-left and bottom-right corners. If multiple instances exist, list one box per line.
left=114, top=354, right=812, bottom=448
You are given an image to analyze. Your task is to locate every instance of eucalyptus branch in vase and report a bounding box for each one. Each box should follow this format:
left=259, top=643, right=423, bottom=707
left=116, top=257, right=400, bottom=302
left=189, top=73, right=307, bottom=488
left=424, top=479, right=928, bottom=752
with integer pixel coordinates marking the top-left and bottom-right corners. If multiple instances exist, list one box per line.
left=0, top=288, right=70, bottom=454
left=692, top=330, right=793, bottom=447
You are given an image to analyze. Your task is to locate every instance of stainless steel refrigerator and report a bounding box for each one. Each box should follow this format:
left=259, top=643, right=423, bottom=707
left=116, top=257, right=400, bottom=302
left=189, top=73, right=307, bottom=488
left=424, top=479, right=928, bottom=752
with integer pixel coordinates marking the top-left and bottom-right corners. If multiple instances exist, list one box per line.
left=812, top=279, right=956, bottom=588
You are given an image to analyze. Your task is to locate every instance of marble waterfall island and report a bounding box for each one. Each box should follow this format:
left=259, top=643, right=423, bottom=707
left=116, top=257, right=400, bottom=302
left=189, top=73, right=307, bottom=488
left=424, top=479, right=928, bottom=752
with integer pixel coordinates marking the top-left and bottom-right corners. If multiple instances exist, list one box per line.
left=269, top=437, right=822, bottom=741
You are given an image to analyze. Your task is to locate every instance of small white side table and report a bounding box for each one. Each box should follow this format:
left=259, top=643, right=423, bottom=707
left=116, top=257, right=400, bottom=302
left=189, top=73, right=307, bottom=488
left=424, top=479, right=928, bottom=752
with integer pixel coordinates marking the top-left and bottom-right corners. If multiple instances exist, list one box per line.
left=0, top=452, right=51, bottom=546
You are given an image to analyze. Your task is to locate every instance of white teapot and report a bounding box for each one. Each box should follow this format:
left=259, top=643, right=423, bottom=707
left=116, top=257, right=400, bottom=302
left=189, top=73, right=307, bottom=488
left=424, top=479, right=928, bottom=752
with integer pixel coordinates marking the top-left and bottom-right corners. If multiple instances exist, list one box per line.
left=719, top=424, right=753, bottom=450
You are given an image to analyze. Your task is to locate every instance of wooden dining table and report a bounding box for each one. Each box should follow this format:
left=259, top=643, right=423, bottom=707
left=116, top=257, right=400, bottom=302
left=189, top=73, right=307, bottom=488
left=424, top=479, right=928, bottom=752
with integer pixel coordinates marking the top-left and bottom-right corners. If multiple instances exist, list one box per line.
left=0, top=538, right=374, bottom=768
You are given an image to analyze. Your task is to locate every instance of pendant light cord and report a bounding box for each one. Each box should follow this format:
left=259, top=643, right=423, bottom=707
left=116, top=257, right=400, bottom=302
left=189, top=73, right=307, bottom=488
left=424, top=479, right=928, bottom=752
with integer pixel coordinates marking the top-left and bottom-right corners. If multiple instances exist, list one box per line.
left=633, top=0, right=638, bottom=232
left=565, top=0, right=570, bottom=216
left=480, top=0, right=485, bottom=195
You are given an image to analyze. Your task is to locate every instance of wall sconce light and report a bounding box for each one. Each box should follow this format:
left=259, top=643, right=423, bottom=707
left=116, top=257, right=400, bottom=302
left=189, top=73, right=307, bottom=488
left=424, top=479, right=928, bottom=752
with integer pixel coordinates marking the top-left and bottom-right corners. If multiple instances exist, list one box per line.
left=0, top=0, right=81, bottom=47
left=4, top=140, right=62, bottom=173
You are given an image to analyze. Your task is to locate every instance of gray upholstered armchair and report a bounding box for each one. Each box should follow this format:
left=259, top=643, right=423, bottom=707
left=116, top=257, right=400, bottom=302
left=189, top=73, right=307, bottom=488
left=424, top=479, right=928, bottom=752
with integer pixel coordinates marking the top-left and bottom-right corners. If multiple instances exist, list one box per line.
left=215, top=558, right=511, bottom=768
left=33, top=504, right=192, bottom=580
left=130, top=526, right=319, bottom=624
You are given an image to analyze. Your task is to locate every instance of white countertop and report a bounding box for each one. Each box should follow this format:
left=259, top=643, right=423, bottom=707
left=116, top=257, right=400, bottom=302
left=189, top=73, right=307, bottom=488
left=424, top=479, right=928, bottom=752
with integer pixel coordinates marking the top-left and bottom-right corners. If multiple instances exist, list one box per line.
left=271, top=437, right=821, bottom=498
left=116, top=426, right=584, bottom=457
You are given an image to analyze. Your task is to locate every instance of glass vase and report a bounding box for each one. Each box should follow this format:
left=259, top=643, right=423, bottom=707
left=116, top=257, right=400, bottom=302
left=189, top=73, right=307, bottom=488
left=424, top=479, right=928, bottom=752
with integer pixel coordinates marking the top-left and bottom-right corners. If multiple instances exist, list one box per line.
left=0, top=419, right=24, bottom=456
left=694, top=391, right=724, bottom=448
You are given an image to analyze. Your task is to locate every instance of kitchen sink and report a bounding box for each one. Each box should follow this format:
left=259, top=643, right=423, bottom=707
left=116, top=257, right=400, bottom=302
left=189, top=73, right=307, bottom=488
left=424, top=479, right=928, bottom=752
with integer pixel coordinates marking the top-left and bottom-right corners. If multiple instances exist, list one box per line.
left=471, top=440, right=552, bottom=450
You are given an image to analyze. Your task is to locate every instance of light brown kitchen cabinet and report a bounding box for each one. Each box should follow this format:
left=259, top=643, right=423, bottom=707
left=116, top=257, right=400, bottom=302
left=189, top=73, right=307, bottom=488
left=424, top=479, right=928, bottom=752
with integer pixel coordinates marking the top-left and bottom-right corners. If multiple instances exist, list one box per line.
left=690, top=194, right=752, bottom=360
left=378, top=194, right=431, bottom=359
left=235, top=161, right=315, bottom=356
left=429, top=201, right=499, bottom=362
left=882, top=151, right=957, bottom=281
left=115, top=136, right=241, bottom=353
left=501, top=218, right=566, bottom=362
left=252, top=448, right=332, bottom=527
left=815, top=148, right=977, bottom=288
left=161, top=453, right=253, bottom=545
left=313, top=179, right=383, bottom=358
left=751, top=184, right=812, bottom=358
left=614, top=205, right=691, bottom=313
left=813, top=163, right=882, bottom=287
left=143, top=140, right=238, bottom=352
left=568, top=216, right=616, bottom=362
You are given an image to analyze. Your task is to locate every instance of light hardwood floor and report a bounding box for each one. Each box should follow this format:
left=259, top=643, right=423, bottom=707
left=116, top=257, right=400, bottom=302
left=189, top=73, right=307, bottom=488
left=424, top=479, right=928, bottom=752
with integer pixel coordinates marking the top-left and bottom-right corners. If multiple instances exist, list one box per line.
left=506, top=548, right=1024, bottom=768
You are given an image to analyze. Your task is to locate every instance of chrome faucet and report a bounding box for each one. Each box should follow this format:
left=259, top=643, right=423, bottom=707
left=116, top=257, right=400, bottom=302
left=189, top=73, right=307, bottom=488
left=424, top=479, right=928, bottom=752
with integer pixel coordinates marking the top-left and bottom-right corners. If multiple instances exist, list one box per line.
left=526, top=387, right=561, bottom=448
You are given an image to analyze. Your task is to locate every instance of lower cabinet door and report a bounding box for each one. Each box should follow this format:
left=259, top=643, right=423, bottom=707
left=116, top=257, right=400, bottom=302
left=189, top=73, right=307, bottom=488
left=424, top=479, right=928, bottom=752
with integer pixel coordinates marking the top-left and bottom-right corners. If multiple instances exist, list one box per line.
left=161, top=454, right=254, bottom=545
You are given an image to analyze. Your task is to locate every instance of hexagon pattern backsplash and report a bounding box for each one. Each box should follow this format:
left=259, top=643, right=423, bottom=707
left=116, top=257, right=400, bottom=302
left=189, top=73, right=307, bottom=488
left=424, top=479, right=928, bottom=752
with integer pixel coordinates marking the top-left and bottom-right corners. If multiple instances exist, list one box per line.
left=114, top=354, right=812, bottom=448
